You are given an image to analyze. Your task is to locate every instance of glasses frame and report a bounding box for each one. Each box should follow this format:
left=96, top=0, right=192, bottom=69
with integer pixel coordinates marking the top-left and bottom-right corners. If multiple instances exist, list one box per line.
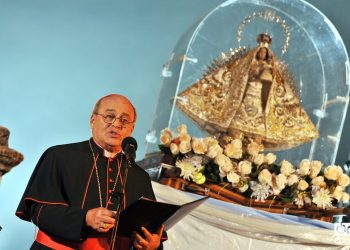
left=94, top=113, right=135, bottom=127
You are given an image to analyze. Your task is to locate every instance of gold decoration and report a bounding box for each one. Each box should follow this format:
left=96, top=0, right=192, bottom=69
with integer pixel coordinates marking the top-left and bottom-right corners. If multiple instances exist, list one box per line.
left=236, top=11, right=290, bottom=54
left=176, top=32, right=319, bottom=150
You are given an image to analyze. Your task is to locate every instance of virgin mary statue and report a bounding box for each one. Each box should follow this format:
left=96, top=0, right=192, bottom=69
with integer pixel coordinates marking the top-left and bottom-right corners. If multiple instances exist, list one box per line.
left=176, top=33, right=319, bottom=150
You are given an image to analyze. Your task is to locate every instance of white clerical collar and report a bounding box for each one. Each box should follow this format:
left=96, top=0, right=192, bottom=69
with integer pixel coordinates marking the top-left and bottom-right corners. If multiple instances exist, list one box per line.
left=103, top=150, right=119, bottom=158
left=93, top=139, right=121, bottom=158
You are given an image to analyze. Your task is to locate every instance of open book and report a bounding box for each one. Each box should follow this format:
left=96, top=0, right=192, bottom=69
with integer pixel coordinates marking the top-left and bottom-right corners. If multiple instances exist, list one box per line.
left=116, top=196, right=209, bottom=237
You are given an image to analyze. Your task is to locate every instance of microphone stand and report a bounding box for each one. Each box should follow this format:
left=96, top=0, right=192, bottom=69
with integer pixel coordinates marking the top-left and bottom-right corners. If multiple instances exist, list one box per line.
left=109, top=188, right=123, bottom=250
left=109, top=155, right=133, bottom=250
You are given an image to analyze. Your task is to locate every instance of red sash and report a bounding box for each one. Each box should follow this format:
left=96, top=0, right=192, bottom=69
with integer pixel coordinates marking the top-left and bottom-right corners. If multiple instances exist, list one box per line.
left=36, top=230, right=132, bottom=250
left=36, top=230, right=78, bottom=249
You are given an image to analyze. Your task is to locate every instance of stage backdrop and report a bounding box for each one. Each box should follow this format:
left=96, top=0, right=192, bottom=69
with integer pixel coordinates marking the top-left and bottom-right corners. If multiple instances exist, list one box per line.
left=0, top=0, right=349, bottom=249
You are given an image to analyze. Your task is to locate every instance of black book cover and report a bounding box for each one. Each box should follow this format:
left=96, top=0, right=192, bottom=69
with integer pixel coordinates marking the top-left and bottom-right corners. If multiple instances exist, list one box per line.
left=116, top=196, right=209, bottom=238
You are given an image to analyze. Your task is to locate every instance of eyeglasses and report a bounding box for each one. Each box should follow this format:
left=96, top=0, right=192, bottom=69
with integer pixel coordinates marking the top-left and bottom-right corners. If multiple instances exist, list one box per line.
left=95, top=113, right=134, bottom=126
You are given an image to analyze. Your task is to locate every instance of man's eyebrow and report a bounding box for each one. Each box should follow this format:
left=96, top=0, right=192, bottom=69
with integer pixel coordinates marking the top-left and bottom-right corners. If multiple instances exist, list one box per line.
left=104, top=110, right=131, bottom=117
left=104, top=109, right=116, bottom=112
left=119, top=112, right=131, bottom=118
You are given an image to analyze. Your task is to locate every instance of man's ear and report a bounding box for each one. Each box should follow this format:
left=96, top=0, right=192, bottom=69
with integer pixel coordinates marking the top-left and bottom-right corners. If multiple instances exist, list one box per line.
left=127, top=124, right=135, bottom=135
left=90, top=115, right=95, bottom=129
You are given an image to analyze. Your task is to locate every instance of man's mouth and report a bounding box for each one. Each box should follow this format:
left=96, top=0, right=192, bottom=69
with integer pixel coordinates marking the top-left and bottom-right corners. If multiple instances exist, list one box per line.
left=109, top=131, right=121, bottom=138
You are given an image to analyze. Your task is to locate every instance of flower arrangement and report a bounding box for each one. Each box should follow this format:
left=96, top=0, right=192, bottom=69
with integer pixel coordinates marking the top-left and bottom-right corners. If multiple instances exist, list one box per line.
left=159, top=124, right=350, bottom=209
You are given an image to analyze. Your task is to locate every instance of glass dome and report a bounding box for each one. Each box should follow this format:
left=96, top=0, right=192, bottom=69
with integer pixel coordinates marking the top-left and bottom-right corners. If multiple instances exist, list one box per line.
left=146, top=0, right=350, bottom=165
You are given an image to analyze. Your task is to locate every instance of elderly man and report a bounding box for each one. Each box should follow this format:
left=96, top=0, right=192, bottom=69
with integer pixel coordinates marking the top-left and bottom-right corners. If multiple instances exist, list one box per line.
left=16, top=94, right=164, bottom=249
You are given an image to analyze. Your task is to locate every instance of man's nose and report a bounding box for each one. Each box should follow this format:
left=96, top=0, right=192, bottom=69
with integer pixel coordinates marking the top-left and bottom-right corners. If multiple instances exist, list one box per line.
left=111, top=118, right=123, bottom=128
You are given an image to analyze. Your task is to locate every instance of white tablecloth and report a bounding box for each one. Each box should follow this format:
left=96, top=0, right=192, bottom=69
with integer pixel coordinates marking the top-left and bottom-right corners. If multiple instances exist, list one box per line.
left=152, top=181, right=350, bottom=250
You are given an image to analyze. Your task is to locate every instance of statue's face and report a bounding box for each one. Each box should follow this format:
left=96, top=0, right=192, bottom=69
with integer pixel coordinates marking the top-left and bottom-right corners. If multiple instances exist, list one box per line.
left=257, top=48, right=268, bottom=60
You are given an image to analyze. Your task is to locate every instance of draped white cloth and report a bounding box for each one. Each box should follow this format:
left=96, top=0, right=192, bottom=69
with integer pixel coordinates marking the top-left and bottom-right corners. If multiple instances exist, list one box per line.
left=151, top=181, right=350, bottom=250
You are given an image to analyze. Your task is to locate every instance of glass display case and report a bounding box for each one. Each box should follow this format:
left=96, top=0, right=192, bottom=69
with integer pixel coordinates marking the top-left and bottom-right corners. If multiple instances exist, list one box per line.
left=146, top=0, right=349, bottom=165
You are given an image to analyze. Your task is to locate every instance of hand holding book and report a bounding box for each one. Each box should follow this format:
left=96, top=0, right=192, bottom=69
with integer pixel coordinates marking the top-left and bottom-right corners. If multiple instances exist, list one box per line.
left=132, top=225, right=165, bottom=250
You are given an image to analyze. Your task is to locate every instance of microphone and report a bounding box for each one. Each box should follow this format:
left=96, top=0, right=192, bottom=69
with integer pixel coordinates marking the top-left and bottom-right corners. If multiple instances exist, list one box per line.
left=122, top=137, right=137, bottom=165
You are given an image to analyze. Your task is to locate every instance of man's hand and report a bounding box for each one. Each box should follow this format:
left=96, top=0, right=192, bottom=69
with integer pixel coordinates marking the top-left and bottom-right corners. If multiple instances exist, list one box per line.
left=132, top=224, right=164, bottom=250
left=85, top=207, right=116, bottom=232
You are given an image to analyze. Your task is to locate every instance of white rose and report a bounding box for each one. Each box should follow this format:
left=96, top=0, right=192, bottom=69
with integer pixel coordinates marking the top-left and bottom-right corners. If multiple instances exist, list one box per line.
left=238, top=183, right=249, bottom=192
left=258, top=169, right=272, bottom=185
left=253, top=154, right=265, bottom=166
left=206, top=144, right=223, bottom=159
left=247, top=141, right=263, bottom=157
left=203, top=137, right=218, bottom=148
left=177, top=124, right=187, bottom=135
left=238, top=160, right=252, bottom=176
left=264, top=153, right=277, bottom=165
left=224, top=143, right=242, bottom=159
left=324, top=165, right=343, bottom=181
left=342, top=192, right=350, bottom=203
left=179, top=141, right=191, bottom=154
left=332, top=186, right=344, bottom=201
left=231, top=139, right=242, bottom=149
left=309, top=160, right=323, bottom=178
left=215, top=154, right=233, bottom=172
left=297, top=179, right=309, bottom=191
left=191, top=138, right=207, bottom=155
left=337, top=174, right=350, bottom=187
left=170, top=143, right=179, bottom=155
left=179, top=133, right=191, bottom=143
left=159, top=128, right=172, bottom=146
left=311, top=176, right=324, bottom=186
left=227, top=171, right=240, bottom=185
left=280, top=160, right=294, bottom=176
left=215, top=154, right=232, bottom=167
left=299, top=159, right=310, bottom=176
left=287, top=174, right=299, bottom=186
left=275, top=174, right=287, bottom=190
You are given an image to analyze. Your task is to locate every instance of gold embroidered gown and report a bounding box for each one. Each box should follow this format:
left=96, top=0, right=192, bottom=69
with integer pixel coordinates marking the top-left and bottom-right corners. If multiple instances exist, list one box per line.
left=176, top=34, right=319, bottom=150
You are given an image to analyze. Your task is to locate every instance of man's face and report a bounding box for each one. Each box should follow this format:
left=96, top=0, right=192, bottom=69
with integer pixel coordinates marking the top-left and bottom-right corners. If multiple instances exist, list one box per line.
left=90, top=95, right=135, bottom=153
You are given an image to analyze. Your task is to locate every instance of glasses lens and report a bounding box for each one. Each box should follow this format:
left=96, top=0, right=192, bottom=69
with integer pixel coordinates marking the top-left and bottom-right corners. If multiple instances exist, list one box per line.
left=118, top=117, right=131, bottom=126
left=103, top=114, right=116, bottom=124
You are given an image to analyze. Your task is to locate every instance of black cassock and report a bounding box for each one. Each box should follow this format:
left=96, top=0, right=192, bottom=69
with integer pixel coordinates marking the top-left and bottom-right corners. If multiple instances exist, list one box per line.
left=16, top=139, right=156, bottom=249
